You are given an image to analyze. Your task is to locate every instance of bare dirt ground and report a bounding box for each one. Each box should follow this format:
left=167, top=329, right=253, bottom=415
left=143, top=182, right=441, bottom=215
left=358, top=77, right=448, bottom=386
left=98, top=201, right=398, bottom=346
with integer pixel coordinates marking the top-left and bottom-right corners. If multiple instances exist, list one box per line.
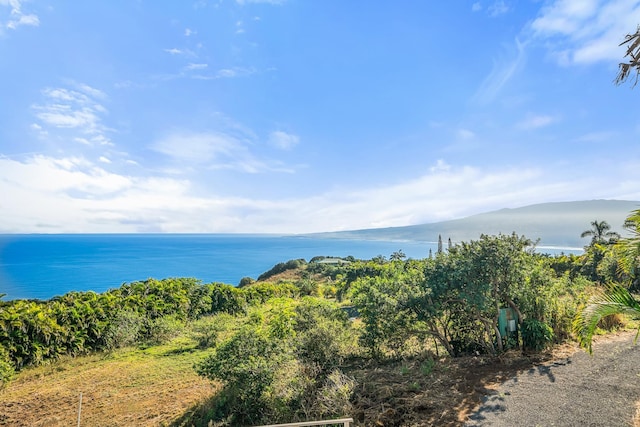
left=465, top=330, right=640, bottom=427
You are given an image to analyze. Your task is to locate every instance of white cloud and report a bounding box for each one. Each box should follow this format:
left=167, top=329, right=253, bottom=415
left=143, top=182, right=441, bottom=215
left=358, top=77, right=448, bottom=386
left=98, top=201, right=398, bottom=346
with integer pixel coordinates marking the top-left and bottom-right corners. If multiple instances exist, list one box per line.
left=152, top=132, right=240, bottom=164
left=1, top=0, right=39, bottom=31
left=184, top=28, right=195, bottom=36
left=184, top=63, right=208, bottom=71
left=221, top=67, right=255, bottom=78
left=6, top=13, right=38, bottom=29
left=457, top=128, right=476, bottom=139
left=430, top=159, right=451, bottom=173
left=516, top=113, right=557, bottom=130
left=488, top=0, right=509, bottom=17
left=268, top=130, right=299, bottom=150
left=2, top=155, right=638, bottom=233
left=236, top=20, right=245, bottom=34
left=472, top=2, right=482, bottom=12
left=236, top=0, right=285, bottom=5
left=164, top=48, right=195, bottom=56
left=1, top=155, right=130, bottom=195
left=531, top=0, right=640, bottom=64
left=32, top=84, right=112, bottom=146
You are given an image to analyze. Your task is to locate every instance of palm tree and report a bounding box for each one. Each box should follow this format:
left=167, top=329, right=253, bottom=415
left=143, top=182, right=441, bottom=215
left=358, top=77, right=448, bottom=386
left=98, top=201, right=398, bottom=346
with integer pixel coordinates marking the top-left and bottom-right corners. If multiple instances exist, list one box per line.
left=574, top=284, right=640, bottom=353
left=580, top=220, right=620, bottom=247
left=619, top=209, right=640, bottom=285
left=574, top=209, right=640, bottom=353
left=615, top=25, right=640, bottom=87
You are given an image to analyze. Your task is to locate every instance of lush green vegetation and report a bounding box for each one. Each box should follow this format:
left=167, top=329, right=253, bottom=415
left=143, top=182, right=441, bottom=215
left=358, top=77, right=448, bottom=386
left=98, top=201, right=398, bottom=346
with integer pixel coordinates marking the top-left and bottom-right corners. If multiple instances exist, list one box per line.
left=2, top=213, right=640, bottom=425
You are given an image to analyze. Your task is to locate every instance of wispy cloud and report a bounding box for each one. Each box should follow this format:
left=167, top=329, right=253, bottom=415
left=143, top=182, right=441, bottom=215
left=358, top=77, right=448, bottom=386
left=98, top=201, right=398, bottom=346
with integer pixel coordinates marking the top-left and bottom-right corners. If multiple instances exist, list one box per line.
left=184, top=63, right=208, bottom=71
left=473, top=38, right=526, bottom=104
left=471, top=1, right=510, bottom=17
left=1, top=0, right=39, bottom=31
left=488, top=0, right=509, bottom=17
left=268, top=131, right=299, bottom=150
left=457, top=128, right=476, bottom=140
left=1, top=155, right=639, bottom=233
left=191, top=66, right=258, bottom=80
left=573, top=131, right=616, bottom=143
left=516, top=113, right=558, bottom=130
left=236, top=20, right=245, bottom=34
left=235, top=0, right=286, bottom=5
left=32, top=83, right=112, bottom=146
left=531, top=0, right=640, bottom=65
left=164, top=48, right=196, bottom=57
left=151, top=131, right=294, bottom=174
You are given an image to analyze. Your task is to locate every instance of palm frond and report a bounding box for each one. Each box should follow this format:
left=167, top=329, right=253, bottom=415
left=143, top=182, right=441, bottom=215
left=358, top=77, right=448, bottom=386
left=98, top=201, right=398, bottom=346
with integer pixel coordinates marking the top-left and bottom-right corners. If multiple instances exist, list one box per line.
left=616, top=27, right=640, bottom=87
left=573, top=284, right=640, bottom=354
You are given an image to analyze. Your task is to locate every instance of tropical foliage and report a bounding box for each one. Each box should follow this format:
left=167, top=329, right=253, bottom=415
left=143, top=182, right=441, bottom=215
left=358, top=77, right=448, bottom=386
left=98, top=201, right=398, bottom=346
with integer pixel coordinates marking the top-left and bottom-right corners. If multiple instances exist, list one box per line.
left=574, top=208, right=640, bottom=353
left=3, top=212, right=640, bottom=423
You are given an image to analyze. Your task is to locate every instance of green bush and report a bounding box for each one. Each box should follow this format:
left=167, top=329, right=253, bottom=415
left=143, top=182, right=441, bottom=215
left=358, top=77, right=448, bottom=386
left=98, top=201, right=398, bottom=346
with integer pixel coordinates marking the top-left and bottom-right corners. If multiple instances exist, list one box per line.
left=238, top=276, right=255, bottom=288
left=104, top=310, right=144, bottom=349
left=144, top=315, right=184, bottom=345
left=190, top=313, right=235, bottom=349
left=195, top=326, right=285, bottom=425
left=0, top=345, right=15, bottom=387
left=521, top=318, right=554, bottom=351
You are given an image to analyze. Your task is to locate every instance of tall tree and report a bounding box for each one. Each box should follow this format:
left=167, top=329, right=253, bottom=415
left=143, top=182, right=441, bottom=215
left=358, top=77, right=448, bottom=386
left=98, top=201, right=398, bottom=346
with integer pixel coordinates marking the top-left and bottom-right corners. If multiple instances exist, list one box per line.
left=437, top=235, right=443, bottom=254
left=580, top=220, right=620, bottom=247
left=575, top=209, right=640, bottom=352
left=615, top=26, right=640, bottom=87
left=580, top=220, right=620, bottom=283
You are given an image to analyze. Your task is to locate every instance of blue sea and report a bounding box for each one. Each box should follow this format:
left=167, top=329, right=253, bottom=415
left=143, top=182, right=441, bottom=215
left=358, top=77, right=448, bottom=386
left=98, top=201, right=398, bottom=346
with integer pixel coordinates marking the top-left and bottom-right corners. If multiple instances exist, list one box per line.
left=0, top=234, right=583, bottom=301
left=0, top=234, right=437, bottom=301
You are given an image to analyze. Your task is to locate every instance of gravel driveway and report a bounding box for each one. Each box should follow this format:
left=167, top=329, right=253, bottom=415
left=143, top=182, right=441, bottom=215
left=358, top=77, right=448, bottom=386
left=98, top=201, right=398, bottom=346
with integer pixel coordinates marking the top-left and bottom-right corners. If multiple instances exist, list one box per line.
left=465, top=331, right=640, bottom=427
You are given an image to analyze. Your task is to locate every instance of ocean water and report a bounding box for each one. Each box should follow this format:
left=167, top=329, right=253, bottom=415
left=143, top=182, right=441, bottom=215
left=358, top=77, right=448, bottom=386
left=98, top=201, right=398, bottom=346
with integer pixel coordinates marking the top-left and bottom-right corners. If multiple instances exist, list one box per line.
left=0, top=234, right=435, bottom=301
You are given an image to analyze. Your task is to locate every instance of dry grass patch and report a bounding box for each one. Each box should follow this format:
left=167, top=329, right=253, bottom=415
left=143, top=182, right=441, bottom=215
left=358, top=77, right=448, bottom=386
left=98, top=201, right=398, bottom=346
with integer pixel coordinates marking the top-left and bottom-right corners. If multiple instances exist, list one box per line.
left=0, top=341, right=216, bottom=427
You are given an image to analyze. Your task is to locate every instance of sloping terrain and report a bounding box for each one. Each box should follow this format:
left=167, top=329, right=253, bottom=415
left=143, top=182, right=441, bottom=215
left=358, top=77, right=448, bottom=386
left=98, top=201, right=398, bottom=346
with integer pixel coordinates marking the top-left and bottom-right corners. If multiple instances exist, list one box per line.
left=309, top=200, right=639, bottom=248
left=0, top=334, right=596, bottom=427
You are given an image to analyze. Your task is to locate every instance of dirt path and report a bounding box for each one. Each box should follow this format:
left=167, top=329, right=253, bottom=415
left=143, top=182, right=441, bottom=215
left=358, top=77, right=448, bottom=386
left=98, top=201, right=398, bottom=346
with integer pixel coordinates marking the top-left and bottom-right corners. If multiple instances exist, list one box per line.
left=465, top=331, right=640, bottom=427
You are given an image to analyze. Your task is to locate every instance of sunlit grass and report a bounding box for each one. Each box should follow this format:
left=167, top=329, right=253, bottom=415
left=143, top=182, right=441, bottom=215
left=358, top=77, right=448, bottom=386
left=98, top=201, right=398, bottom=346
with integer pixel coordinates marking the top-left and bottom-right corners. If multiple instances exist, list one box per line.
left=0, top=334, right=218, bottom=427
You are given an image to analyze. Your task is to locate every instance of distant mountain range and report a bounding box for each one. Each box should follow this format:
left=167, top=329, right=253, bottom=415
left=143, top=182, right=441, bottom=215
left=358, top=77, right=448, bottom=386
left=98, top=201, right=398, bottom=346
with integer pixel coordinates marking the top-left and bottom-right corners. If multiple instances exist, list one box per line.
left=308, top=200, right=640, bottom=249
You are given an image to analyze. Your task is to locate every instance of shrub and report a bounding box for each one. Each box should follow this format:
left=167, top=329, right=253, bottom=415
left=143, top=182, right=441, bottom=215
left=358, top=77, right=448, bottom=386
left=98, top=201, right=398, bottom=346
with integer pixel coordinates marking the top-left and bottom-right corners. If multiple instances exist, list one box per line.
left=104, top=310, right=144, bottom=349
left=144, top=315, right=184, bottom=345
left=312, top=369, right=356, bottom=419
left=597, top=313, right=626, bottom=331
left=521, top=318, right=554, bottom=351
left=195, top=326, right=285, bottom=425
left=0, top=346, right=14, bottom=387
left=190, top=313, right=235, bottom=349
left=238, top=276, right=255, bottom=288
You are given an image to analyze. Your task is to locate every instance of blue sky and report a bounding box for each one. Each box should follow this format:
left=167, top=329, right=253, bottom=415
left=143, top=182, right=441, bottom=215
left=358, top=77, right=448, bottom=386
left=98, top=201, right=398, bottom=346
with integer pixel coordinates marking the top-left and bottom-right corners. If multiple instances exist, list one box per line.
left=1, top=0, right=639, bottom=233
